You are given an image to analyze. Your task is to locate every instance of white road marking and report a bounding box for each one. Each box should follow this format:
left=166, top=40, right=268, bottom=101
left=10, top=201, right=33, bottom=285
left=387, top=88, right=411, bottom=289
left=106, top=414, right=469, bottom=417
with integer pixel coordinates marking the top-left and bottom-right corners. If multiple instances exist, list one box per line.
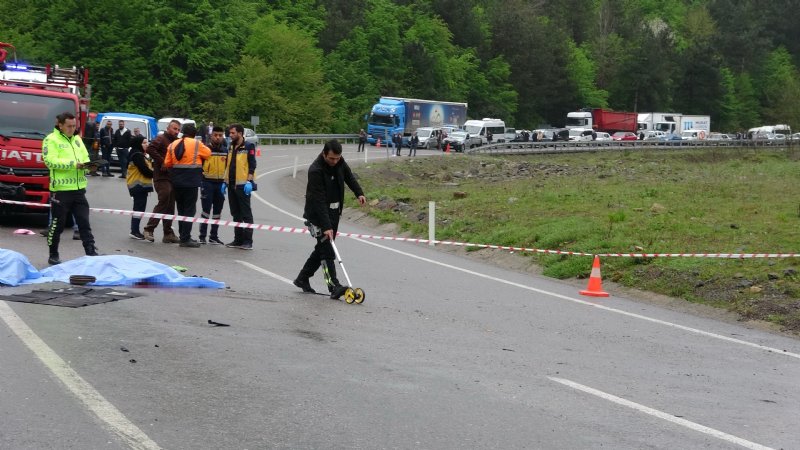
left=236, top=260, right=294, bottom=285
left=549, top=377, right=774, bottom=450
left=250, top=161, right=800, bottom=361
left=0, top=301, right=161, bottom=450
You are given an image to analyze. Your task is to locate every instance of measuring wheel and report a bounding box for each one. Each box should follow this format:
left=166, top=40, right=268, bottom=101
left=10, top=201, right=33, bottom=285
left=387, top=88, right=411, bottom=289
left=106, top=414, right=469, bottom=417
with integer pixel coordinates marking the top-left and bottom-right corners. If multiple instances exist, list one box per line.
left=353, top=288, right=365, bottom=304
left=343, top=287, right=356, bottom=304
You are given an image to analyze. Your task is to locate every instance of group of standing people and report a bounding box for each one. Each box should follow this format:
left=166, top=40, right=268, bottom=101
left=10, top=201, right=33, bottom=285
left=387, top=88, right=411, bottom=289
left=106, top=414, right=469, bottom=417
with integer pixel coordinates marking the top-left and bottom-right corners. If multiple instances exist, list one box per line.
left=138, top=120, right=257, bottom=249
left=44, top=111, right=367, bottom=299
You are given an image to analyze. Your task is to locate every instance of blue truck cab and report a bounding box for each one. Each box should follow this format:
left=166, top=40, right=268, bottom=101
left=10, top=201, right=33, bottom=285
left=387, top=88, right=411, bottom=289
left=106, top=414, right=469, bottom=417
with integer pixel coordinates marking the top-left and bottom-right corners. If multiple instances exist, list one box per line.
left=367, top=98, right=405, bottom=147
left=366, top=97, right=468, bottom=148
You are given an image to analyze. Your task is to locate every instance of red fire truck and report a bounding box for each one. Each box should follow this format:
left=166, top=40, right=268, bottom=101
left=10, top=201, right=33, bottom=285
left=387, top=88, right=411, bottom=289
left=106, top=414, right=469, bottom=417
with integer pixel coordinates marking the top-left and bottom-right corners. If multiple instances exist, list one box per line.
left=0, top=42, right=90, bottom=213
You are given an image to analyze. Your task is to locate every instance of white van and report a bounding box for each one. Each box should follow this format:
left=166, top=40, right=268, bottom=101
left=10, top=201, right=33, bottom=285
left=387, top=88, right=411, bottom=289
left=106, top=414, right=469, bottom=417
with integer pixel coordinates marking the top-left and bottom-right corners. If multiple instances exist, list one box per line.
left=680, top=129, right=707, bottom=140
left=157, top=117, right=196, bottom=137
left=464, top=118, right=506, bottom=144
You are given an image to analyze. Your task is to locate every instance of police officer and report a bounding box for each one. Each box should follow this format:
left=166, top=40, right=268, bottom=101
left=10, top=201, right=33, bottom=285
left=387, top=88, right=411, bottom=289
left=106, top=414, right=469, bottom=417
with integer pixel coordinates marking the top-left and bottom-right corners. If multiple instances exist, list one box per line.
left=43, top=112, right=99, bottom=264
left=293, top=140, right=366, bottom=299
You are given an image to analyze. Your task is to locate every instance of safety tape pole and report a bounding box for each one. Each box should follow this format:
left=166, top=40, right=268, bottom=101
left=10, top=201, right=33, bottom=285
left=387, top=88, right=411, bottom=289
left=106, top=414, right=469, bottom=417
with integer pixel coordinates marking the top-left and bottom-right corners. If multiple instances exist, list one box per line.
left=1, top=198, right=798, bottom=259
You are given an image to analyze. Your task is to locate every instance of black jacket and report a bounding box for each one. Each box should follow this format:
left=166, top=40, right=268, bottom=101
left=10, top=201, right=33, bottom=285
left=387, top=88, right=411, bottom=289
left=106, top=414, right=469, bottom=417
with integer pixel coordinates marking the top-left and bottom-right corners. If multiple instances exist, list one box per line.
left=303, top=153, right=364, bottom=231
left=113, top=128, right=132, bottom=148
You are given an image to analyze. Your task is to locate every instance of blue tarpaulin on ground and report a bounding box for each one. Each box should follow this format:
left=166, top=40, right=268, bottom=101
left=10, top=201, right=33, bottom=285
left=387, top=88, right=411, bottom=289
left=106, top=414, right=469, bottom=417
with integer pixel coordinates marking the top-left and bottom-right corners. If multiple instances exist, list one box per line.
left=0, top=249, right=42, bottom=286
left=0, top=250, right=224, bottom=288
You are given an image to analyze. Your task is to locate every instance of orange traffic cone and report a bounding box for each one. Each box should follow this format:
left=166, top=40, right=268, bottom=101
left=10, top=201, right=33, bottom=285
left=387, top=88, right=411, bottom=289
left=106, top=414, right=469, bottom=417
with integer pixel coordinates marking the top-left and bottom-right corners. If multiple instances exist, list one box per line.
left=377, top=138, right=382, bottom=147
left=445, top=142, right=450, bottom=153
left=579, top=255, right=609, bottom=297
left=256, top=147, right=261, bottom=156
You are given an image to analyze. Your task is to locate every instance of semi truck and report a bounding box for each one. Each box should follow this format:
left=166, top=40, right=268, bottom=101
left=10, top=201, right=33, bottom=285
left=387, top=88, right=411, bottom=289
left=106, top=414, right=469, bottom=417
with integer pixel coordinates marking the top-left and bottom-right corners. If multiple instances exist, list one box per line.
left=366, top=97, right=468, bottom=147
left=565, top=108, right=637, bottom=133
left=637, top=113, right=711, bottom=135
left=0, top=42, right=90, bottom=213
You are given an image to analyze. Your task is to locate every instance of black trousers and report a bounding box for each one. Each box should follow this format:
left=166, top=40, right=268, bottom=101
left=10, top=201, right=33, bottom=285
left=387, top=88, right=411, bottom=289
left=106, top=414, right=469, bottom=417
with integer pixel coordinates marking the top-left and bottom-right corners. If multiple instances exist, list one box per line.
left=357, top=140, right=365, bottom=152
left=48, top=190, right=95, bottom=255
left=116, top=147, right=129, bottom=176
left=101, top=145, right=113, bottom=173
left=228, top=186, right=254, bottom=245
left=130, top=190, right=149, bottom=233
left=173, top=186, right=198, bottom=242
left=199, top=180, right=226, bottom=239
left=300, top=211, right=340, bottom=284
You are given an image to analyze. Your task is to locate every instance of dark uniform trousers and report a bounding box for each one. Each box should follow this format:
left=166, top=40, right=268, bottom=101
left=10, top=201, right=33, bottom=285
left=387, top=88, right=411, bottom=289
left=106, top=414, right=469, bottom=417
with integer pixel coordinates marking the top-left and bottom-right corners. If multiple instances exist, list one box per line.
left=228, top=186, right=254, bottom=245
left=48, top=189, right=95, bottom=254
left=300, top=210, right=340, bottom=286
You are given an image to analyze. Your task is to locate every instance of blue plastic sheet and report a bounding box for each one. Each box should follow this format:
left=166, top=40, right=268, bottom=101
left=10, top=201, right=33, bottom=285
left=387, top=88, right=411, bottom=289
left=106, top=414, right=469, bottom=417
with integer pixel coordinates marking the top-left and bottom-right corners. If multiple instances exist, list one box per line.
left=0, top=249, right=42, bottom=286
left=0, top=250, right=224, bottom=288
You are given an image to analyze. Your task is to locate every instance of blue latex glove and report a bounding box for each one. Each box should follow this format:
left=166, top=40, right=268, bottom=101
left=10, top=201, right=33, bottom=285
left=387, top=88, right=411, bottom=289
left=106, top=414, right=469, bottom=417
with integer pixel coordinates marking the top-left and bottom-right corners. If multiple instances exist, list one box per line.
left=243, top=181, right=253, bottom=196
left=220, top=182, right=227, bottom=195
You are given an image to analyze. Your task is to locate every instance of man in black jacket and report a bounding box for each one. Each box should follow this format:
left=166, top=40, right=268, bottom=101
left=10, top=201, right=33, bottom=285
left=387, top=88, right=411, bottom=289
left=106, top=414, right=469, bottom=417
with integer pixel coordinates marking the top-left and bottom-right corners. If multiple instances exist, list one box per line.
left=113, top=120, right=133, bottom=178
left=99, top=120, right=114, bottom=176
left=294, top=140, right=366, bottom=299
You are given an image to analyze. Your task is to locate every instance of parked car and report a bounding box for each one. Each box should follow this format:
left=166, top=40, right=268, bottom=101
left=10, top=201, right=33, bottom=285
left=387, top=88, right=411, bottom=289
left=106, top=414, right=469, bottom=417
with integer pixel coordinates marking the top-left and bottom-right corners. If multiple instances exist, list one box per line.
left=594, top=132, right=613, bottom=142
left=415, top=127, right=438, bottom=149
left=244, top=128, right=259, bottom=147
left=658, top=133, right=684, bottom=146
left=96, top=112, right=158, bottom=170
left=157, top=117, right=196, bottom=138
left=568, top=128, right=594, bottom=141
left=641, top=130, right=667, bottom=141
left=504, top=128, right=517, bottom=142
left=612, top=131, right=638, bottom=141
left=791, top=132, right=800, bottom=140
left=443, top=131, right=482, bottom=152
left=707, top=133, right=732, bottom=145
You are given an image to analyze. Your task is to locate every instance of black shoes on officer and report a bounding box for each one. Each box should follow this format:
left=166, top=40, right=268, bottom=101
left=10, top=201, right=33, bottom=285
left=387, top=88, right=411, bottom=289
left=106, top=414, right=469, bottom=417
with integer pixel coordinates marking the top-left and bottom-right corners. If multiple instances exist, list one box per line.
left=329, top=284, right=348, bottom=300
left=48, top=254, right=61, bottom=265
left=293, top=276, right=316, bottom=293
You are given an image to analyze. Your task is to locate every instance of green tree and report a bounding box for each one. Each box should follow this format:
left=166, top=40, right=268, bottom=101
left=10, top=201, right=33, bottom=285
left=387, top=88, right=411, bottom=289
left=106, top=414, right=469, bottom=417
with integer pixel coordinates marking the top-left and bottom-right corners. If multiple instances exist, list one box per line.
left=755, top=47, right=800, bottom=129
left=225, top=15, right=335, bottom=133
left=566, top=41, right=608, bottom=109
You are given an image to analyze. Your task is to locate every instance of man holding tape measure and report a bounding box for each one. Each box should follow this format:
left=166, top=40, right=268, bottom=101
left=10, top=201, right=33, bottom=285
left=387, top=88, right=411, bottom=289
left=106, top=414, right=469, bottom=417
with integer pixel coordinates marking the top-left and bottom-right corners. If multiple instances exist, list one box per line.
left=294, top=139, right=367, bottom=298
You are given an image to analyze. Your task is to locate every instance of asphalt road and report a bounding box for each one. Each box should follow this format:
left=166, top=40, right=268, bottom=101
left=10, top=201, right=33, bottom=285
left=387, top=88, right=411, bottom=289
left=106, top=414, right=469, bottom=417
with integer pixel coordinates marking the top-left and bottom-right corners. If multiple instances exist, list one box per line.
left=1, top=144, right=799, bottom=449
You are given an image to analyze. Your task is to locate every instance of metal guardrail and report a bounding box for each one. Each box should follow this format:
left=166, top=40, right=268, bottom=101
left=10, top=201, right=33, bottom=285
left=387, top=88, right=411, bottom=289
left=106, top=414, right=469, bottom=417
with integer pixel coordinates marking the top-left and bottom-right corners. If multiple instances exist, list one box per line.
left=255, top=134, right=800, bottom=153
left=465, top=139, right=800, bottom=156
left=256, top=134, right=359, bottom=145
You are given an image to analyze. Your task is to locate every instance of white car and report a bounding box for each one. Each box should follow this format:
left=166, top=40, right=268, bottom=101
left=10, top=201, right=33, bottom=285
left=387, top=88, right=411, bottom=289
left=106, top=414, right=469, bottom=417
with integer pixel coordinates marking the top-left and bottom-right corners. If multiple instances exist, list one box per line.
left=594, top=132, right=613, bottom=141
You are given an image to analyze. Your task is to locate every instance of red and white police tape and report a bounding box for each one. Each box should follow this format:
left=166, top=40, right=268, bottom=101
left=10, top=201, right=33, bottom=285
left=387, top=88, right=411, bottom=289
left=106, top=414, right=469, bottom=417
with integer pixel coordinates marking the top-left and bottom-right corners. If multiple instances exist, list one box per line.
left=2, top=198, right=798, bottom=259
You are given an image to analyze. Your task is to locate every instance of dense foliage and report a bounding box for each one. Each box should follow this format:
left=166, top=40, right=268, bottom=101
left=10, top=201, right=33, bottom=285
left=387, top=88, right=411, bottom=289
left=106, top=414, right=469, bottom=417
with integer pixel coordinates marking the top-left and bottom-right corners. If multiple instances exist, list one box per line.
left=3, top=0, right=799, bottom=133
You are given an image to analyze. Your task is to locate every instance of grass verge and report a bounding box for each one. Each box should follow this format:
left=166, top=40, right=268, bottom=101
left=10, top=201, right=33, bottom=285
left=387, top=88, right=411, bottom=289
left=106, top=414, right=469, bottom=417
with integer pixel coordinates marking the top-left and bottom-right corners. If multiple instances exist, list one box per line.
left=348, top=147, right=800, bottom=333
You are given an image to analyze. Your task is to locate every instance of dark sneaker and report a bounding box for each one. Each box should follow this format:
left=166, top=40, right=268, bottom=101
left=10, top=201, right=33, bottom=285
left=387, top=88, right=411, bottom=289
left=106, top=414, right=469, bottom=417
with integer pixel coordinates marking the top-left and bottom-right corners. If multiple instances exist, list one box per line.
left=293, top=277, right=316, bottom=293
left=143, top=230, right=155, bottom=242
left=102, top=172, right=113, bottom=177
left=198, top=236, right=207, bottom=244
left=179, top=239, right=201, bottom=248
left=238, top=242, right=253, bottom=250
left=208, top=237, right=224, bottom=245
left=48, top=254, right=61, bottom=265
left=130, top=231, right=145, bottom=240
left=330, top=284, right=349, bottom=300
left=85, top=246, right=99, bottom=256
left=163, top=233, right=181, bottom=244
left=225, top=241, right=242, bottom=248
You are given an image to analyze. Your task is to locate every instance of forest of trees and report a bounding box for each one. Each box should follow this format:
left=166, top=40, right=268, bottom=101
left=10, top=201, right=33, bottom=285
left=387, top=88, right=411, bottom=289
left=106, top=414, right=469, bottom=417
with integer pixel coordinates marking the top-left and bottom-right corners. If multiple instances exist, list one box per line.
left=3, top=0, right=799, bottom=133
